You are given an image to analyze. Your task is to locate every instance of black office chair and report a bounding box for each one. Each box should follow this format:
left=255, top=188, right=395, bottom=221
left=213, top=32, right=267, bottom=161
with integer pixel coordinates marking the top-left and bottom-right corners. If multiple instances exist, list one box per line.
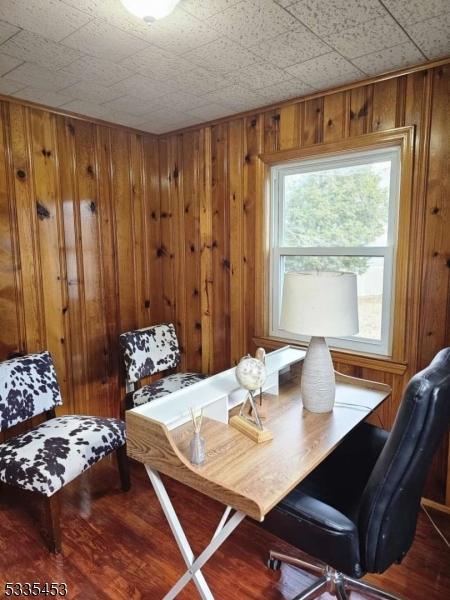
left=263, top=347, right=450, bottom=600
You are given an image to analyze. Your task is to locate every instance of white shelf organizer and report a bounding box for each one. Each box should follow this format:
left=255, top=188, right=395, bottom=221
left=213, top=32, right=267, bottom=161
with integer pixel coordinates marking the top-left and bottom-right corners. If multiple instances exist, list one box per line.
left=128, top=346, right=305, bottom=431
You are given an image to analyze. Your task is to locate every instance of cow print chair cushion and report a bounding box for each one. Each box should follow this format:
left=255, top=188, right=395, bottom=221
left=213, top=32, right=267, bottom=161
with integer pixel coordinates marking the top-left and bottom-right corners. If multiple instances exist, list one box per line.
left=0, top=352, right=62, bottom=431
left=131, top=372, right=207, bottom=408
left=120, top=323, right=181, bottom=384
left=0, top=415, right=126, bottom=497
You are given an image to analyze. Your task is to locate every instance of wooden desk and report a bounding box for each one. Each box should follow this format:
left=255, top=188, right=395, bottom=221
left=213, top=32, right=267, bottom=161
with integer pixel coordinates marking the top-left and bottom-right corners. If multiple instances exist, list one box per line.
left=127, top=364, right=390, bottom=600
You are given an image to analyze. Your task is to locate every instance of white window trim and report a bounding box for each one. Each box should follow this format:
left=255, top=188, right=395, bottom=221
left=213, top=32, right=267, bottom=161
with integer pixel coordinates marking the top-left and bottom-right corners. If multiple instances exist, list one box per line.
left=269, top=146, right=401, bottom=357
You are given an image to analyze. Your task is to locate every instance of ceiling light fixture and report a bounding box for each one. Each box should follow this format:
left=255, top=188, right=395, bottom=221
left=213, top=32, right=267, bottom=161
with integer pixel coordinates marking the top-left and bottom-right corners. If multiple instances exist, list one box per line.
left=120, top=0, right=181, bottom=23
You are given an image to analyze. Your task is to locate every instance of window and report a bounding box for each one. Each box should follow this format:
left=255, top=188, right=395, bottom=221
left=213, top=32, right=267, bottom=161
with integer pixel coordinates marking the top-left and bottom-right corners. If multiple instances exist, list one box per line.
left=270, top=147, right=401, bottom=356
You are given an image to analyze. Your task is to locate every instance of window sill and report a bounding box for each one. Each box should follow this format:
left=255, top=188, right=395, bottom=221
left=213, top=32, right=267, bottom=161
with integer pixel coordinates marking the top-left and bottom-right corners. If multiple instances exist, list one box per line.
left=253, top=335, right=407, bottom=376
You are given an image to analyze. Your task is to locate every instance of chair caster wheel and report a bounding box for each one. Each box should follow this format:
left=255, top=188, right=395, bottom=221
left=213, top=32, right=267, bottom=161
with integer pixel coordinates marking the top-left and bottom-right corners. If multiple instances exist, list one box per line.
left=267, top=557, right=282, bottom=571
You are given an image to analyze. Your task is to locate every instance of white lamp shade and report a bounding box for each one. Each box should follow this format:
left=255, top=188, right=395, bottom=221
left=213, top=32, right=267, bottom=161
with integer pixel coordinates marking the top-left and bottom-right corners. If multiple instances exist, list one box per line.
left=280, top=271, right=359, bottom=338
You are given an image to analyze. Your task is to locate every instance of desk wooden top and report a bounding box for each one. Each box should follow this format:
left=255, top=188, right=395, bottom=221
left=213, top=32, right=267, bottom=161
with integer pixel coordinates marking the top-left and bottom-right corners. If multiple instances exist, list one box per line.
left=126, top=373, right=390, bottom=521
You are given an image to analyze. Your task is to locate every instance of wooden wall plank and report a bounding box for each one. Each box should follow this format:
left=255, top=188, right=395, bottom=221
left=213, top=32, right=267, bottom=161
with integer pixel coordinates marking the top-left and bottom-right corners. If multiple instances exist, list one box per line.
left=0, top=103, right=20, bottom=359
left=372, top=79, right=398, bottom=131
left=169, top=135, right=187, bottom=371
left=56, top=116, right=87, bottom=414
left=264, top=109, right=280, bottom=153
left=143, top=135, right=164, bottom=327
left=229, top=119, right=245, bottom=365
left=302, top=98, right=324, bottom=146
left=348, top=86, right=370, bottom=136
left=323, top=92, right=346, bottom=143
left=8, top=103, right=44, bottom=352
left=243, top=115, right=263, bottom=357
left=29, top=109, right=69, bottom=405
left=95, top=125, right=121, bottom=415
left=73, top=120, right=110, bottom=414
left=210, top=123, right=230, bottom=372
left=158, top=138, right=176, bottom=327
left=182, top=131, right=202, bottom=372
left=279, top=103, right=301, bottom=150
left=129, top=133, right=149, bottom=330
left=418, top=65, right=450, bottom=366
left=199, top=127, right=213, bottom=374
left=403, top=69, right=432, bottom=373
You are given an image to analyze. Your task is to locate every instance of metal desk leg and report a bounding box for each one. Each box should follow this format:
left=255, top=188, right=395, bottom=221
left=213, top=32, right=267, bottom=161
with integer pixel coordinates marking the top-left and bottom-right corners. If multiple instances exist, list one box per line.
left=145, top=466, right=246, bottom=600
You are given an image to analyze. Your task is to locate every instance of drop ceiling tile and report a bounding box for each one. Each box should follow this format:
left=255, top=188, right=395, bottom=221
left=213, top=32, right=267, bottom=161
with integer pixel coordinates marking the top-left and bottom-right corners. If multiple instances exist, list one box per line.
left=186, top=102, right=233, bottom=120
left=61, top=0, right=121, bottom=18
left=0, top=53, right=22, bottom=76
left=0, top=1, right=91, bottom=43
left=180, top=0, right=242, bottom=20
left=61, top=0, right=153, bottom=39
left=0, top=29, right=83, bottom=69
left=206, top=0, right=299, bottom=47
left=102, top=94, right=164, bottom=116
left=0, top=78, right=25, bottom=94
left=137, top=108, right=201, bottom=133
left=250, top=24, right=330, bottom=68
left=59, top=80, right=124, bottom=104
left=171, top=67, right=231, bottom=95
left=0, top=19, right=19, bottom=43
left=156, top=90, right=207, bottom=111
left=288, top=0, right=385, bottom=37
left=286, top=52, right=363, bottom=89
left=382, top=0, right=450, bottom=27
left=4, top=61, right=81, bottom=90
left=62, top=56, right=131, bottom=86
left=323, top=15, right=408, bottom=59
left=120, top=45, right=194, bottom=79
left=108, top=74, right=178, bottom=101
left=353, top=41, right=424, bottom=75
left=406, top=13, right=450, bottom=59
left=107, top=112, right=149, bottom=128
left=184, top=37, right=259, bottom=74
left=226, top=62, right=292, bottom=90
left=12, top=87, right=73, bottom=107
left=201, top=83, right=267, bottom=111
left=59, top=98, right=116, bottom=120
left=274, top=0, right=297, bottom=6
left=139, top=10, right=220, bottom=54
left=256, top=77, right=315, bottom=103
left=62, top=20, right=149, bottom=62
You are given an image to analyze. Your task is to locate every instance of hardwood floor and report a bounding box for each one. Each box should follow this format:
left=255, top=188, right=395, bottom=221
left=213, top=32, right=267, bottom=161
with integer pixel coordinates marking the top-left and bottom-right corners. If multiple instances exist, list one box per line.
left=0, top=460, right=449, bottom=600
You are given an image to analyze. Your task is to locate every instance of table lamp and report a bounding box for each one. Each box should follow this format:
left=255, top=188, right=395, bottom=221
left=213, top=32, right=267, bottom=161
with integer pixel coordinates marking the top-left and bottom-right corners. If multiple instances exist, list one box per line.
left=280, top=271, right=358, bottom=412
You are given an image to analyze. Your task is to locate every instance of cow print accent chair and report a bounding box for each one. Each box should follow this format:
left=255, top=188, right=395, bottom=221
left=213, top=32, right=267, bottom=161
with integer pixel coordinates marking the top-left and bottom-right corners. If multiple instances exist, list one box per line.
left=0, top=351, right=130, bottom=553
left=119, top=323, right=207, bottom=409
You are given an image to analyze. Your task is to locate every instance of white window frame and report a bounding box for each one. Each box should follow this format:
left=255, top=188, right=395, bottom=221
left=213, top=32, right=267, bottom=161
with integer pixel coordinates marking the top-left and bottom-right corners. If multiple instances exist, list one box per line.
left=269, top=146, right=401, bottom=357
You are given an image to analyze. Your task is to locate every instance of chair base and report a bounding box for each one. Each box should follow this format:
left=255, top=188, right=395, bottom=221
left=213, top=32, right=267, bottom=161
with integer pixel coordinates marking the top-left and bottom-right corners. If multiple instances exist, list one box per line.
left=268, top=550, right=404, bottom=600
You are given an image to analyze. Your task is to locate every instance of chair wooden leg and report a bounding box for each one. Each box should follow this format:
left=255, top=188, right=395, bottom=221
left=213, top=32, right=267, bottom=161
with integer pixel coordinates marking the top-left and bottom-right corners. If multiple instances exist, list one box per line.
left=116, top=444, right=131, bottom=491
left=42, top=492, right=61, bottom=554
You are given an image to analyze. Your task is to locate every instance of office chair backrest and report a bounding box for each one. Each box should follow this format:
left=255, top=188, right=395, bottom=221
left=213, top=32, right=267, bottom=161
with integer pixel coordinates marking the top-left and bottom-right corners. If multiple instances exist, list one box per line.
left=358, top=347, right=450, bottom=573
left=119, top=323, right=181, bottom=384
left=0, top=351, right=62, bottom=431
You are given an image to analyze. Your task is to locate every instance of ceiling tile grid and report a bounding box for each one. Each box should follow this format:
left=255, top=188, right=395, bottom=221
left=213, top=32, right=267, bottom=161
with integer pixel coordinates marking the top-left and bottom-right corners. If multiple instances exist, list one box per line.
left=0, top=0, right=92, bottom=43
left=0, top=0, right=447, bottom=133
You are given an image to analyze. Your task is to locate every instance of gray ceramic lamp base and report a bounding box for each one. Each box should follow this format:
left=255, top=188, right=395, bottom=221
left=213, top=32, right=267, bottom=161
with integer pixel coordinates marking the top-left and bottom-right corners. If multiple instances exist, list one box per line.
left=301, top=336, right=335, bottom=413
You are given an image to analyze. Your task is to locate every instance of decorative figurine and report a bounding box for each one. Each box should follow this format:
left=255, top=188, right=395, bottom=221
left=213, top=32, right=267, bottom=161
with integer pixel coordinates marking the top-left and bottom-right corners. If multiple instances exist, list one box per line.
left=230, top=351, right=273, bottom=443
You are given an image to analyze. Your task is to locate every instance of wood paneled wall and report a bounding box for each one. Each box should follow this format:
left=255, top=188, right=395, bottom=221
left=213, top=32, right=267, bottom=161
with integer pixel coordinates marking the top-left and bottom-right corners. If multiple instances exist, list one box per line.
left=0, top=62, right=448, bottom=500
left=0, top=103, right=162, bottom=419
left=157, top=64, right=450, bottom=502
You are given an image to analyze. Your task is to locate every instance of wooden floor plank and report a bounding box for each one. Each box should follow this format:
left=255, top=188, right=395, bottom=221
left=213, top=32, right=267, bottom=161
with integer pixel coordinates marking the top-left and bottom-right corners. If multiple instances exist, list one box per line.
left=0, top=461, right=448, bottom=599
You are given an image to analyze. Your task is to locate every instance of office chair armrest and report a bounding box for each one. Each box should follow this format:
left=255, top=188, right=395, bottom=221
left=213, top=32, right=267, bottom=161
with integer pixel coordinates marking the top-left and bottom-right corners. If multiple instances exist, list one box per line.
left=279, top=488, right=357, bottom=534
